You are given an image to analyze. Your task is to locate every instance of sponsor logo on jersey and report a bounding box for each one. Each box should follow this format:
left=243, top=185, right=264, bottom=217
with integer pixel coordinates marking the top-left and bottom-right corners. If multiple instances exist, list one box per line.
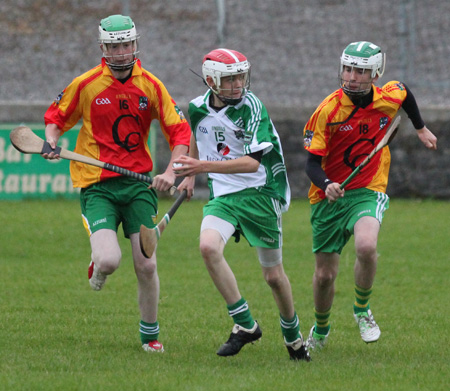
left=139, top=96, right=149, bottom=111
left=96, top=97, right=112, bottom=105
left=379, top=116, right=389, bottom=130
left=199, top=126, right=208, bottom=134
left=304, top=129, right=314, bottom=148
left=116, top=93, right=132, bottom=99
left=339, top=124, right=353, bottom=132
left=217, top=143, right=230, bottom=156
left=206, top=155, right=228, bottom=161
left=212, top=126, right=225, bottom=132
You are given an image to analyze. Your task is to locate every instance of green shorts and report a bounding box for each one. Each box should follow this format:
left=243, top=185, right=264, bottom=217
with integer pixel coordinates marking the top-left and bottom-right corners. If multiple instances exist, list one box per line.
left=203, top=188, right=283, bottom=249
left=310, top=188, right=389, bottom=254
left=80, top=176, right=158, bottom=238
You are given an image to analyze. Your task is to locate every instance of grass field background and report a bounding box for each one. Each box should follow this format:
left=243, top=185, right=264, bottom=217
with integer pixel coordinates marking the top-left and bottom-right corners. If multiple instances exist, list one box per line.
left=1, top=197, right=449, bottom=390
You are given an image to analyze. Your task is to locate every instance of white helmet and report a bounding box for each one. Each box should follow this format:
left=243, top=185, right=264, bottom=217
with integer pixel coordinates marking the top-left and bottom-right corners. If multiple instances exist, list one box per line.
left=98, top=15, right=140, bottom=71
left=339, top=41, right=386, bottom=96
left=202, top=48, right=251, bottom=105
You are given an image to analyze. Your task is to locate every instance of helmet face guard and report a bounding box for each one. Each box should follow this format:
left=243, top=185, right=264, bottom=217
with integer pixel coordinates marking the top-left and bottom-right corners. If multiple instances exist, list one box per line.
left=98, top=15, right=140, bottom=71
left=202, top=48, right=251, bottom=105
left=339, top=41, right=386, bottom=97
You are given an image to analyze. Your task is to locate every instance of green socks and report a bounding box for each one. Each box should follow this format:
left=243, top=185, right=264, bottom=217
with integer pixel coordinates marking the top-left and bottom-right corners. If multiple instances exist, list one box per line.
left=139, top=320, right=160, bottom=344
left=314, top=308, right=331, bottom=336
left=280, top=312, right=301, bottom=343
left=227, top=297, right=255, bottom=329
left=354, top=285, right=372, bottom=314
left=312, top=284, right=373, bottom=337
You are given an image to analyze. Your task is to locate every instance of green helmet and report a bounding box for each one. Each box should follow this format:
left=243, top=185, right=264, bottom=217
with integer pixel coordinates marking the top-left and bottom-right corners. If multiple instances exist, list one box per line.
left=98, top=15, right=140, bottom=71
left=339, top=41, right=386, bottom=96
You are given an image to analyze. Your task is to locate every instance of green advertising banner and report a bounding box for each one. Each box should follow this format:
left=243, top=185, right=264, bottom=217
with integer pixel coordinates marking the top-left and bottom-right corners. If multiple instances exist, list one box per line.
left=0, top=124, right=80, bottom=200
left=1, top=123, right=159, bottom=201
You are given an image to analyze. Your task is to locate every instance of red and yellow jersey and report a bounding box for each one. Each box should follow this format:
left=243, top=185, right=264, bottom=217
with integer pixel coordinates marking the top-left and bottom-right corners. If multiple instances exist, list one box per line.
left=44, top=59, right=191, bottom=188
left=303, top=81, right=407, bottom=204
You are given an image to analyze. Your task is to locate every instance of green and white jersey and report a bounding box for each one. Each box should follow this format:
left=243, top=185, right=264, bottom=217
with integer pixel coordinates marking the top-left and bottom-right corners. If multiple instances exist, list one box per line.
left=189, top=90, right=291, bottom=211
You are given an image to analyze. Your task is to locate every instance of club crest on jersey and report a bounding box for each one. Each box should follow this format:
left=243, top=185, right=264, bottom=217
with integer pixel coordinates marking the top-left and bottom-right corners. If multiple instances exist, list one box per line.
left=234, top=129, right=245, bottom=140
left=379, top=117, right=389, bottom=130
left=54, top=91, right=64, bottom=105
left=304, top=129, right=314, bottom=148
left=217, top=143, right=230, bottom=156
left=139, top=97, right=149, bottom=111
left=174, top=105, right=186, bottom=120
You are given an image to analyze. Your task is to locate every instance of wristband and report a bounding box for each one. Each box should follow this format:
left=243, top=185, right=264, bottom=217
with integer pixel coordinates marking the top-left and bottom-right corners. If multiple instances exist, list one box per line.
left=322, top=179, right=332, bottom=191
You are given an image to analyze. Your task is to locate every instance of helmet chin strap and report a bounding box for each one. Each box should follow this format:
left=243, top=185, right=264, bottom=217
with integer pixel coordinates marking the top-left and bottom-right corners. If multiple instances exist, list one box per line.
left=344, top=87, right=374, bottom=109
left=340, top=77, right=374, bottom=98
left=342, top=86, right=371, bottom=98
left=190, top=68, right=207, bottom=86
left=105, top=57, right=136, bottom=71
left=206, top=80, right=244, bottom=106
left=217, top=94, right=243, bottom=106
left=195, top=70, right=247, bottom=106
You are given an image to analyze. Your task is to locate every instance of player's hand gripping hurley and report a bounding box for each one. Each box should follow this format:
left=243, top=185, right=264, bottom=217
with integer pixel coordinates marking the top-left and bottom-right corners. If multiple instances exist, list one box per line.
left=9, top=125, right=176, bottom=194
left=139, top=189, right=187, bottom=258
left=340, top=115, right=401, bottom=189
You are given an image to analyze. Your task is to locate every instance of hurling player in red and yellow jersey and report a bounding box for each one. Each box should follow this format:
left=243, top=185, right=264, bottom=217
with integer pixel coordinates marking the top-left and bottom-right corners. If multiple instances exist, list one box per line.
left=42, top=15, right=191, bottom=353
left=302, top=41, right=437, bottom=352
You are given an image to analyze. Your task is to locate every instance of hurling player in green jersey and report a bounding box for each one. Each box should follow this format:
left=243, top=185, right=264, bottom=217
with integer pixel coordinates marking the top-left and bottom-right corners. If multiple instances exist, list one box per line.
left=174, top=48, right=310, bottom=361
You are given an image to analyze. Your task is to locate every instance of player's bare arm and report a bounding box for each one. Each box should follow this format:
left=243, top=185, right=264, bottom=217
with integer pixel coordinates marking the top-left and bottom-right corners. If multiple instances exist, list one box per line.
left=325, top=182, right=345, bottom=203
left=174, top=154, right=259, bottom=177
left=416, top=126, right=437, bottom=150
left=177, top=175, right=195, bottom=201
left=152, top=144, right=188, bottom=192
left=175, top=134, right=198, bottom=200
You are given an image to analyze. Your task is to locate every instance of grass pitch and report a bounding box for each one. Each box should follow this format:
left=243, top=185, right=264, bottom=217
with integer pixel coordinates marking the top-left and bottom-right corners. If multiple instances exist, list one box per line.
left=1, top=197, right=448, bottom=391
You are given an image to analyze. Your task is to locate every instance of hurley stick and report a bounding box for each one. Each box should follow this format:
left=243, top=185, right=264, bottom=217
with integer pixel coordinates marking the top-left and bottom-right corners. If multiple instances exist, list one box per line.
left=139, top=189, right=188, bottom=258
left=340, top=115, right=401, bottom=190
left=10, top=125, right=176, bottom=194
